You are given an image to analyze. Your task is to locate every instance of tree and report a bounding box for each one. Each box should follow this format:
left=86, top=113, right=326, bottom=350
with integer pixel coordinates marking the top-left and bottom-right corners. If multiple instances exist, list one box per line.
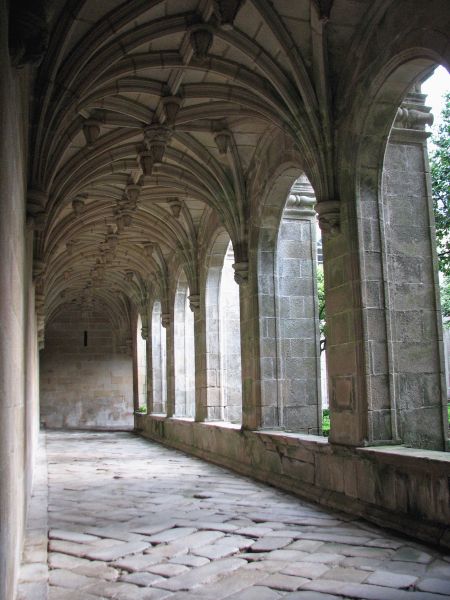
left=440, top=275, right=450, bottom=322
left=316, top=264, right=326, bottom=352
left=430, top=91, right=450, bottom=276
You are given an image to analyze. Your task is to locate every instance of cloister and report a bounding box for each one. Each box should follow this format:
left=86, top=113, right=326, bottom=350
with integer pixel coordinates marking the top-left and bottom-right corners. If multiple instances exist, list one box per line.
left=1, top=1, right=450, bottom=599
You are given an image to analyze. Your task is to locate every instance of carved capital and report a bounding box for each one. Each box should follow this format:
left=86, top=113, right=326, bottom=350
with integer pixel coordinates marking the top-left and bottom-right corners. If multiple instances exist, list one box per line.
left=214, top=0, right=244, bottom=29
left=214, top=130, right=231, bottom=155
left=161, top=313, right=171, bottom=328
left=125, top=182, right=141, bottom=205
left=189, top=24, right=214, bottom=61
left=82, top=118, right=101, bottom=146
left=188, top=294, right=200, bottom=312
left=316, top=200, right=340, bottom=237
left=138, top=149, right=154, bottom=177
left=33, top=258, right=46, bottom=283
left=395, top=106, right=433, bottom=131
left=144, top=124, right=171, bottom=163
left=162, top=96, right=182, bottom=125
left=27, top=187, right=48, bottom=231
left=168, top=198, right=182, bottom=218
left=232, top=261, right=249, bottom=285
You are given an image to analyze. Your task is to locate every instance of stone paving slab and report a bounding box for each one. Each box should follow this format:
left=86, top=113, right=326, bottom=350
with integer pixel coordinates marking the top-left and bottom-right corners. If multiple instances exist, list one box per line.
left=17, top=431, right=450, bottom=600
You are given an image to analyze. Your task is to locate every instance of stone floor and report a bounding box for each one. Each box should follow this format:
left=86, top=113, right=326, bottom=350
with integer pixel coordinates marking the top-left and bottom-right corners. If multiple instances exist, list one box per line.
left=17, top=431, right=450, bottom=600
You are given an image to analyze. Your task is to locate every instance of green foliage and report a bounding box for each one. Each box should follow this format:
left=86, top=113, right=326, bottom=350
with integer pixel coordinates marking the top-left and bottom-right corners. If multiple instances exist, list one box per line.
left=316, top=264, right=326, bottom=349
left=322, top=408, right=330, bottom=437
left=441, top=275, right=450, bottom=324
left=430, top=91, right=450, bottom=277
left=136, top=405, right=147, bottom=414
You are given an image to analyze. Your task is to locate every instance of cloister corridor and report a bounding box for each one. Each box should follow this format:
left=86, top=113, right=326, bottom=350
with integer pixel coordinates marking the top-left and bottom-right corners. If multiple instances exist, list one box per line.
left=17, top=431, right=450, bottom=600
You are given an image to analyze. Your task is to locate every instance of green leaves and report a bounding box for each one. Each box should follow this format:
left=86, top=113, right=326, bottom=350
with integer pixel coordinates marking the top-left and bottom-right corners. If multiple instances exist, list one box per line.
left=430, top=91, right=450, bottom=277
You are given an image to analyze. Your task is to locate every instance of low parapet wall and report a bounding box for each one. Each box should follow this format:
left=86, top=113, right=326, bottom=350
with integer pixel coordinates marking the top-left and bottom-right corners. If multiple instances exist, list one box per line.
left=136, top=414, right=450, bottom=550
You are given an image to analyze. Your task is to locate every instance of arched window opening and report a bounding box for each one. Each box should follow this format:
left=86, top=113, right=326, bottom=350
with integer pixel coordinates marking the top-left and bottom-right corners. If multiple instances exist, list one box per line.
left=316, top=231, right=329, bottom=436
left=136, top=314, right=147, bottom=412
left=355, top=59, right=449, bottom=450
left=174, top=272, right=195, bottom=418
left=219, top=242, right=242, bottom=423
left=274, top=174, right=322, bottom=433
left=151, top=300, right=167, bottom=414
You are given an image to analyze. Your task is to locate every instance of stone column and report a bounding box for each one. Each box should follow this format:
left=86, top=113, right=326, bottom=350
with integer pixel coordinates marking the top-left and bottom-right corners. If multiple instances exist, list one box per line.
left=162, top=312, right=175, bottom=417
left=131, top=312, right=139, bottom=413
left=315, top=197, right=365, bottom=446
left=189, top=294, right=207, bottom=422
left=323, top=90, right=447, bottom=450
left=142, top=323, right=153, bottom=413
left=381, top=91, right=447, bottom=449
left=0, top=8, right=30, bottom=595
left=276, top=178, right=322, bottom=433
left=234, top=261, right=261, bottom=429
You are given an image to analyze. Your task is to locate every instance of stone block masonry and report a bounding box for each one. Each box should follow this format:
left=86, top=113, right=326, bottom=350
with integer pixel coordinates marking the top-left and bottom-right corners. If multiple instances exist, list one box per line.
left=40, top=305, right=133, bottom=430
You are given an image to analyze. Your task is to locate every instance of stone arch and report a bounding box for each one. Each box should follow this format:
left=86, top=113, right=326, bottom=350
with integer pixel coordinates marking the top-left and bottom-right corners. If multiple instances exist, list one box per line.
left=338, top=50, right=449, bottom=449
left=204, top=228, right=242, bottom=423
left=251, top=162, right=322, bottom=431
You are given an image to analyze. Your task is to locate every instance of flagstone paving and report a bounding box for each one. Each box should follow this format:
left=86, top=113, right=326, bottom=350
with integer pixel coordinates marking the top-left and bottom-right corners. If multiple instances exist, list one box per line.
left=17, top=431, right=450, bottom=599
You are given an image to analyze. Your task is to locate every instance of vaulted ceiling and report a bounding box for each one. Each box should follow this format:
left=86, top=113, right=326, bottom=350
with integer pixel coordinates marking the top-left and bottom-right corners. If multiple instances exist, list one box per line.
left=24, top=0, right=391, bottom=328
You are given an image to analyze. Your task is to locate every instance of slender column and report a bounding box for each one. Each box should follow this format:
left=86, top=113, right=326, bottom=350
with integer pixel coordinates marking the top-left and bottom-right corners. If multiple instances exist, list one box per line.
left=189, top=294, right=207, bottom=422
left=162, top=312, right=175, bottom=417
left=234, top=261, right=261, bottom=429
left=141, top=323, right=153, bottom=413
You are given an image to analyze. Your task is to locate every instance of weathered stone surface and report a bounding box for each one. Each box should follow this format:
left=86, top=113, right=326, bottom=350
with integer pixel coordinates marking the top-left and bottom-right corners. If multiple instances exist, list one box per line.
left=49, top=530, right=99, bottom=544
left=170, top=554, right=210, bottom=567
left=366, top=570, right=417, bottom=589
left=281, top=561, right=329, bottom=578
left=119, top=571, right=165, bottom=587
left=18, top=431, right=450, bottom=600
left=19, top=563, right=48, bottom=583
left=153, top=558, right=246, bottom=591
left=250, top=536, right=293, bottom=552
left=416, top=577, right=450, bottom=594
left=48, top=568, right=95, bottom=589
left=391, top=547, right=433, bottom=564
left=227, top=586, right=283, bottom=599
left=84, top=540, right=150, bottom=561
left=262, top=573, right=309, bottom=591
left=17, top=582, right=48, bottom=600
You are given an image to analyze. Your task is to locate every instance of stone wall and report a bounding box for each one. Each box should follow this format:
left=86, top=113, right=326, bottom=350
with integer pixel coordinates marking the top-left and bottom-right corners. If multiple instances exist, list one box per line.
left=136, top=414, right=450, bottom=551
left=40, top=305, right=134, bottom=430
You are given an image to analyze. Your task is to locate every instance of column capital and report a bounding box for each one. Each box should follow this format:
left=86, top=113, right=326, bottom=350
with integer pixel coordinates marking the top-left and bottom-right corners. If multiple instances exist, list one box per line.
left=33, top=258, right=47, bottom=284
left=188, top=294, right=200, bottom=312
left=161, top=313, right=171, bottom=328
left=27, top=187, right=48, bottom=231
left=232, top=261, right=249, bottom=285
left=315, top=200, right=340, bottom=237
